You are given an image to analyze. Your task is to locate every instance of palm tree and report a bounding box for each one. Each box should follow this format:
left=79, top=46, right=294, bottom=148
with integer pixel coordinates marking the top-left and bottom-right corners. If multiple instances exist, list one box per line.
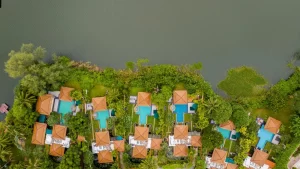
left=0, top=145, right=12, bottom=162
left=15, top=90, right=37, bottom=109
left=25, top=158, right=42, bottom=169
left=203, top=97, right=221, bottom=115
left=0, top=134, right=11, bottom=148
left=138, top=156, right=158, bottom=169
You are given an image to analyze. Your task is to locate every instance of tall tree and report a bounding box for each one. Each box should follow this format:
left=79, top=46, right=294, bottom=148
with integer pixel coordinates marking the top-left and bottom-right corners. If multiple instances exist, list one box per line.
left=231, top=104, right=249, bottom=129
left=201, top=127, right=223, bottom=151
left=14, top=90, right=37, bottom=109
left=138, top=156, right=158, bottom=169
left=5, top=43, right=46, bottom=78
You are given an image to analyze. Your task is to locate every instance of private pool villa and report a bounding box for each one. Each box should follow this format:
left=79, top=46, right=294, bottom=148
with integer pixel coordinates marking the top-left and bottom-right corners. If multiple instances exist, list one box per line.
left=92, top=96, right=111, bottom=129
left=243, top=149, right=275, bottom=169
left=130, top=92, right=158, bottom=125
left=91, top=131, right=125, bottom=163
left=256, top=117, right=282, bottom=150
left=169, top=90, right=198, bottom=123
left=217, top=120, right=240, bottom=141
left=168, top=125, right=201, bottom=157
left=128, top=126, right=163, bottom=158
left=205, top=148, right=238, bottom=169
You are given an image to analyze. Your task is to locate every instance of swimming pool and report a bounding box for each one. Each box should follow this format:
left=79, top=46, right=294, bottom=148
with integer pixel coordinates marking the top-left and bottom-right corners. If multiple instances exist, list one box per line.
left=217, top=127, right=231, bottom=139
left=137, top=106, right=151, bottom=125
left=58, top=100, right=75, bottom=124
left=95, top=110, right=110, bottom=129
left=174, top=104, right=188, bottom=123
left=257, top=125, right=274, bottom=150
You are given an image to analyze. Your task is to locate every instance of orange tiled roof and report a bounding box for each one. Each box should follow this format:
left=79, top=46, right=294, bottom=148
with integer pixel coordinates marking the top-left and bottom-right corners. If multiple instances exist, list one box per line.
left=52, top=125, right=67, bottom=140
left=150, top=138, right=162, bottom=150
left=173, top=90, right=188, bottom=104
left=134, top=126, right=149, bottom=141
left=98, top=150, right=113, bottom=163
left=31, top=122, right=47, bottom=145
left=95, top=131, right=110, bottom=146
left=219, top=120, right=235, bottom=131
left=174, top=125, right=188, bottom=139
left=59, top=87, right=74, bottom=101
left=36, top=94, right=54, bottom=115
left=173, top=144, right=188, bottom=157
left=191, top=135, right=201, bottom=147
left=49, top=143, right=65, bottom=157
left=251, top=149, right=269, bottom=167
left=137, top=92, right=151, bottom=106
left=113, top=140, right=125, bottom=152
left=132, top=146, right=147, bottom=159
left=265, top=160, right=276, bottom=168
left=264, top=117, right=281, bottom=134
left=226, top=163, right=238, bottom=169
left=211, top=148, right=227, bottom=165
left=92, top=97, right=107, bottom=112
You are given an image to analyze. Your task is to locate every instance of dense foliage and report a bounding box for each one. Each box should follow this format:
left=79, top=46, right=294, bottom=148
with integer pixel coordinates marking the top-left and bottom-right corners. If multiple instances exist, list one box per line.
left=2, top=43, right=300, bottom=169
left=218, top=66, right=267, bottom=97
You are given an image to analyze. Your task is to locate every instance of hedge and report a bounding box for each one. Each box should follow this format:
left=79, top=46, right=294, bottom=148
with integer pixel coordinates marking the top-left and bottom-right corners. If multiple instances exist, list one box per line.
left=274, top=137, right=300, bottom=169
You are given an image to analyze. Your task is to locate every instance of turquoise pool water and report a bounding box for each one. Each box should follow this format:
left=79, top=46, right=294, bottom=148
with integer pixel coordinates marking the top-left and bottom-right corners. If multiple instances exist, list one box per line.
left=226, top=158, right=234, bottom=164
left=58, top=100, right=75, bottom=124
left=137, top=106, right=151, bottom=125
left=96, top=110, right=110, bottom=129
left=217, top=127, right=231, bottom=139
left=257, top=125, right=274, bottom=150
left=174, top=104, right=188, bottom=123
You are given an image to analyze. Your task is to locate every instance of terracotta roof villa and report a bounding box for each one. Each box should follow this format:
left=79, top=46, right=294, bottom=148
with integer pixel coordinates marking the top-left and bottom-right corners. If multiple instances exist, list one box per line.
left=132, top=145, right=147, bottom=159
left=59, top=87, right=74, bottom=102
left=243, top=149, right=276, bottom=169
left=113, top=140, right=125, bottom=152
left=251, top=149, right=269, bottom=167
left=174, top=144, right=188, bottom=157
left=36, top=94, right=54, bottom=115
left=134, top=126, right=149, bottom=141
left=211, top=149, right=227, bottom=165
left=52, top=125, right=67, bottom=140
left=264, top=117, right=281, bottom=134
left=173, top=90, right=188, bottom=104
left=190, top=135, right=201, bottom=147
left=150, top=138, right=163, bottom=150
left=137, top=92, right=151, bottom=106
left=98, top=150, right=113, bottom=163
left=31, top=122, right=47, bottom=145
left=220, top=120, right=235, bottom=131
left=174, top=125, right=188, bottom=139
left=226, top=163, right=238, bottom=169
left=95, top=131, right=110, bottom=146
left=205, top=148, right=228, bottom=168
left=49, top=143, right=65, bottom=157
left=92, top=97, right=108, bottom=112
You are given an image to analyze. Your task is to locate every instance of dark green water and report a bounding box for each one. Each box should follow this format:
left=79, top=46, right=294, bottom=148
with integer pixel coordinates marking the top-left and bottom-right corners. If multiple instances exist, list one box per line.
left=1, top=0, right=300, bottom=105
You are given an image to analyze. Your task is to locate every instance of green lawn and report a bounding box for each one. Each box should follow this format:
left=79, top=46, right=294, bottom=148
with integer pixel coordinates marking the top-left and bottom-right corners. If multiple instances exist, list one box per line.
left=251, top=100, right=294, bottom=133
left=129, top=87, right=145, bottom=95
left=89, top=84, right=107, bottom=98
left=64, top=80, right=81, bottom=89
left=223, top=139, right=238, bottom=156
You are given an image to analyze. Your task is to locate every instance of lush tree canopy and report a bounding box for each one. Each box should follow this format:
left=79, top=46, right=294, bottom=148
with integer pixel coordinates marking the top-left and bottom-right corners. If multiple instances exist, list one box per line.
left=231, top=104, right=249, bottom=129
left=5, top=43, right=46, bottom=78
left=201, top=127, right=223, bottom=151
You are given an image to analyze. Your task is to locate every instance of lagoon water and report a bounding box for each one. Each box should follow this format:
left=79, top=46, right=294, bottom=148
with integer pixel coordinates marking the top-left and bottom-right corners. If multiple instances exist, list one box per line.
left=1, top=0, right=300, bottom=105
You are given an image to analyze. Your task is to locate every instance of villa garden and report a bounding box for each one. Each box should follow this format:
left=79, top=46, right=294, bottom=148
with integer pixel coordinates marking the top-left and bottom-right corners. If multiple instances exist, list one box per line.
left=0, top=44, right=300, bottom=169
